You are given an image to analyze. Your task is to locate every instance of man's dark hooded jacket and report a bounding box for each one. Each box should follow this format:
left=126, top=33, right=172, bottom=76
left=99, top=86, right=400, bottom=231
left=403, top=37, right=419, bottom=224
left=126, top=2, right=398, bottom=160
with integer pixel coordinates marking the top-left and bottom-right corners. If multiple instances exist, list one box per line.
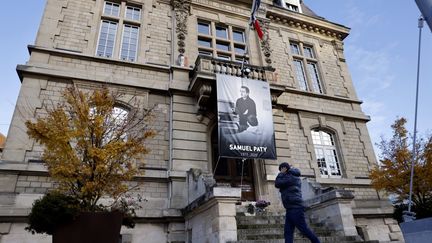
left=275, top=167, right=303, bottom=209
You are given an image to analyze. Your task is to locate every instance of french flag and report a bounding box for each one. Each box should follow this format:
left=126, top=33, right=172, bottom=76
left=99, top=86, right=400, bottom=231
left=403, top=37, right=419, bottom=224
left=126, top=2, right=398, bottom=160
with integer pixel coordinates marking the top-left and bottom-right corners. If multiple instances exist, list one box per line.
left=249, top=0, right=263, bottom=40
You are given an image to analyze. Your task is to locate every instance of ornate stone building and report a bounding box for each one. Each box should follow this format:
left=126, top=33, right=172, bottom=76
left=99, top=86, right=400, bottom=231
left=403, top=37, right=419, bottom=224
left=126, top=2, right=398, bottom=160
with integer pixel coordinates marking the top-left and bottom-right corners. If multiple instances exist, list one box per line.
left=0, top=0, right=403, bottom=242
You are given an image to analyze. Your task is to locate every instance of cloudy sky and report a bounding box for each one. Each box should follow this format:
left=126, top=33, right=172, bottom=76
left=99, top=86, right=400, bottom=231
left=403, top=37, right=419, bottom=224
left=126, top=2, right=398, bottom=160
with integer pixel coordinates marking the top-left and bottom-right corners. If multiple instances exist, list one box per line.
left=306, top=0, right=432, bottom=158
left=0, top=0, right=431, bottom=158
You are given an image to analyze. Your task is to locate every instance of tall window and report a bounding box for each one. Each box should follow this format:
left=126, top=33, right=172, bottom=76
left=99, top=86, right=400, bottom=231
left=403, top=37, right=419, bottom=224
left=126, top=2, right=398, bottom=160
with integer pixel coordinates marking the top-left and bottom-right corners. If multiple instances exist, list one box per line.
left=289, top=42, right=324, bottom=93
left=96, top=20, right=118, bottom=58
left=96, top=1, right=141, bottom=62
left=120, top=25, right=139, bottom=61
left=197, top=20, right=247, bottom=63
left=311, top=130, right=342, bottom=178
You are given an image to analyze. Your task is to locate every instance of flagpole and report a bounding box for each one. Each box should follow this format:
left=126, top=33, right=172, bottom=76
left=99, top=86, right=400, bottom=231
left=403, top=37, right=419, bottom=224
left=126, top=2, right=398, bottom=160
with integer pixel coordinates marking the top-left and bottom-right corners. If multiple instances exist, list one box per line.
left=242, top=0, right=261, bottom=78
left=241, top=23, right=252, bottom=79
left=404, top=16, right=424, bottom=223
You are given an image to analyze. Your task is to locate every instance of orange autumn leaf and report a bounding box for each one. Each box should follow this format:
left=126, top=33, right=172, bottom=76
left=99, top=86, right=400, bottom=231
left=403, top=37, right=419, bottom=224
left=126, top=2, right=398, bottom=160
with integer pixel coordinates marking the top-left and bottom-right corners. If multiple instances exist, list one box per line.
left=26, top=86, right=156, bottom=211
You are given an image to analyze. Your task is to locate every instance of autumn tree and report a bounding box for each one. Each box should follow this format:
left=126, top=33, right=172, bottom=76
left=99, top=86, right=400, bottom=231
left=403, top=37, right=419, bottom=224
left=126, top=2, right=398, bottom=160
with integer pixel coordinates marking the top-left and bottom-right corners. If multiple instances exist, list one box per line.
left=26, top=86, right=156, bottom=211
left=370, top=117, right=432, bottom=221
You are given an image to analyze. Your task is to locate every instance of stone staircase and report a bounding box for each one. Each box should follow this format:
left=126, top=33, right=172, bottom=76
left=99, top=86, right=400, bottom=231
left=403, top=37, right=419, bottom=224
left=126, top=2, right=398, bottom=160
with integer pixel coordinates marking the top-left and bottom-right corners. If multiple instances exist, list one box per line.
left=230, top=213, right=379, bottom=243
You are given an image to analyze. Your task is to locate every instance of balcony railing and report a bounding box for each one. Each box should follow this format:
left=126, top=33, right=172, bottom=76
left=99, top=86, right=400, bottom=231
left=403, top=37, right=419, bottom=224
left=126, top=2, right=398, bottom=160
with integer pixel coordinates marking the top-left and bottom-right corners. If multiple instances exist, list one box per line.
left=189, top=55, right=276, bottom=87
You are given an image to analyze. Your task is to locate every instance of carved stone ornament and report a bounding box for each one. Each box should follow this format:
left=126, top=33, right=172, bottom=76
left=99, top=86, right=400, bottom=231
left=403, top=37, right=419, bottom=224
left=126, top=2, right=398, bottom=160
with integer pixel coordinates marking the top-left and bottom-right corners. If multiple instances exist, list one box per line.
left=271, top=93, right=279, bottom=104
left=258, top=19, right=272, bottom=65
left=332, top=40, right=346, bottom=62
left=171, top=0, right=191, bottom=54
left=197, top=83, right=212, bottom=115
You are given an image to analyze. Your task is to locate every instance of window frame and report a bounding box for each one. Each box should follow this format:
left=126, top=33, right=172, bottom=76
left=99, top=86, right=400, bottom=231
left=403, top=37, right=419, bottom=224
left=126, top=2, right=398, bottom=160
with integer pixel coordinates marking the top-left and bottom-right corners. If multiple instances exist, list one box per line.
left=289, top=41, right=324, bottom=94
left=198, top=22, right=211, bottom=36
left=125, top=5, right=141, bottom=21
left=285, top=3, right=299, bottom=12
left=103, top=1, right=120, bottom=17
left=215, top=25, right=228, bottom=40
left=96, top=1, right=142, bottom=62
left=311, top=129, right=342, bottom=178
left=282, top=0, right=302, bottom=13
left=119, top=24, right=140, bottom=62
left=293, top=59, right=308, bottom=91
left=232, top=29, right=245, bottom=43
left=197, top=19, right=247, bottom=62
left=96, top=20, right=118, bottom=58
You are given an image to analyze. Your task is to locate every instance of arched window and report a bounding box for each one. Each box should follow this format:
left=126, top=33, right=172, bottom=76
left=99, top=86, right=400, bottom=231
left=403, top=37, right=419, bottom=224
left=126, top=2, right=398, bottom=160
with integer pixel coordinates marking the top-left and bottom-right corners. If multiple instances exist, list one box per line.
left=311, top=129, right=342, bottom=178
left=90, top=106, right=129, bottom=144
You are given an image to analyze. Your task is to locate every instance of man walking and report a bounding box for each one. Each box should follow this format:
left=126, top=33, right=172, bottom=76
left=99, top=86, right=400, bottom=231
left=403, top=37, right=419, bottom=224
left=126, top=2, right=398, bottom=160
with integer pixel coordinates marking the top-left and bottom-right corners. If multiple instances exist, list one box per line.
left=275, top=162, right=320, bottom=243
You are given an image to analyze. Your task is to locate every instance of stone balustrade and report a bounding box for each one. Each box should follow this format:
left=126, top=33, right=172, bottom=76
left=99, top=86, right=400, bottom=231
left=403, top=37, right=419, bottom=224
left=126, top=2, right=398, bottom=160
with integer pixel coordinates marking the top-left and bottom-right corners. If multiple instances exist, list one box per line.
left=190, top=55, right=276, bottom=83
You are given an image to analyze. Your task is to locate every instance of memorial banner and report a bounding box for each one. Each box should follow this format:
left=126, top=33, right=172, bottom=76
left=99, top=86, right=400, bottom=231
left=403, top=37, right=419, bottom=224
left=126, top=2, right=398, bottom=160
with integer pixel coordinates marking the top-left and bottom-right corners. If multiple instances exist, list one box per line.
left=217, top=74, right=277, bottom=159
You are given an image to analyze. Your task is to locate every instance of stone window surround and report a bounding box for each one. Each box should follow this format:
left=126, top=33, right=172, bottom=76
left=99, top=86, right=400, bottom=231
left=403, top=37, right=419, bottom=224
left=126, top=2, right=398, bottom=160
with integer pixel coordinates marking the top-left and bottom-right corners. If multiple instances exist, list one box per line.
left=296, top=112, right=348, bottom=179
left=305, top=123, right=346, bottom=179
left=289, top=40, right=325, bottom=94
left=96, top=1, right=142, bottom=62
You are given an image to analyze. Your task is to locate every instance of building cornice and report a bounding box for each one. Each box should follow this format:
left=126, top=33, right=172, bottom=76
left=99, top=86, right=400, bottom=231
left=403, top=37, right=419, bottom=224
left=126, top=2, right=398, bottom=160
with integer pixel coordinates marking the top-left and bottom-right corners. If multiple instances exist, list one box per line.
left=266, top=5, right=350, bottom=41
left=282, top=105, right=371, bottom=122
left=0, top=160, right=170, bottom=183
left=284, top=87, right=363, bottom=105
left=26, top=45, right=171, bottom=74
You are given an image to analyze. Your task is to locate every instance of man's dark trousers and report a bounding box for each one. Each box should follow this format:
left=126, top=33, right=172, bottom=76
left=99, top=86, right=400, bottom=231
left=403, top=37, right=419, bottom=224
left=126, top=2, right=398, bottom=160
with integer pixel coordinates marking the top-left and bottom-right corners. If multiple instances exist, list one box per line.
left=284, top=208, right=320, bottom=243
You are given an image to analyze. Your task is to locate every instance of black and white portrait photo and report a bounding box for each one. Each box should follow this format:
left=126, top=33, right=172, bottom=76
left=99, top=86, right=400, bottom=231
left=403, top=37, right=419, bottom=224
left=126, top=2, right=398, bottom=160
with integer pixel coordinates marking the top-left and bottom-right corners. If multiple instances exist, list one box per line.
left=217, top=74, right=276, bottom=159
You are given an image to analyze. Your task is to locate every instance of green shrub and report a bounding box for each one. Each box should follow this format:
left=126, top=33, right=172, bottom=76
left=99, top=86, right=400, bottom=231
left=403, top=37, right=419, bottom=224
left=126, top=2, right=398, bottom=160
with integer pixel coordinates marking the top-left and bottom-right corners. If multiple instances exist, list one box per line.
left=26, top=192, right=80, bottom=235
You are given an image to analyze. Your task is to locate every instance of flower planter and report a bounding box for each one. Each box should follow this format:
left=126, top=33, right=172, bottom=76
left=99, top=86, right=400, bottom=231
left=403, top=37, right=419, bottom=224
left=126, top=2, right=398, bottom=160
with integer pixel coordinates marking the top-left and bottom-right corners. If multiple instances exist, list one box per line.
left=53, top=211, right=123, bottom=243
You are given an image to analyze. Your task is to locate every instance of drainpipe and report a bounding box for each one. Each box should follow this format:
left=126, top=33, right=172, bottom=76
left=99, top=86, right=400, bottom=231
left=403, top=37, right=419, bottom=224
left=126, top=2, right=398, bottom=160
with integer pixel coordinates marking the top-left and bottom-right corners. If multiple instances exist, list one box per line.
left=167, top=1, right=177, bottom=208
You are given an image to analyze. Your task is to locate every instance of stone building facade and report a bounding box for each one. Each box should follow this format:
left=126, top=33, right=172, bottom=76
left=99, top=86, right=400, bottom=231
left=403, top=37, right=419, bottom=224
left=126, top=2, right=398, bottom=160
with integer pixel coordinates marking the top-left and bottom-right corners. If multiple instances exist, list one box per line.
left=0, top=0, right=403, bottom=242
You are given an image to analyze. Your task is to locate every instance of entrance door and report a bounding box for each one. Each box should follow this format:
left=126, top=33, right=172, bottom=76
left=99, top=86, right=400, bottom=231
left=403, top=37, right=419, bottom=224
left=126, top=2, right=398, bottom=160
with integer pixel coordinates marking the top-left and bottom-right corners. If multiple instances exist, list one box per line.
left=211, top=128, right=256, bottom=201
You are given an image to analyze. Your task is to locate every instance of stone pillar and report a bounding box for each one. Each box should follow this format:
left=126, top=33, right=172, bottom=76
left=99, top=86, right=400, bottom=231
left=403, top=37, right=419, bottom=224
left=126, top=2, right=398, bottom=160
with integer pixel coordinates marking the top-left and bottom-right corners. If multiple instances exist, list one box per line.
left=167, top=222, right=186, bottom=243
left=184, top=187, right=241, bottom=243
left=305, top=189, right=358, bottom=237
left=2, top=78, right=46, bottom=162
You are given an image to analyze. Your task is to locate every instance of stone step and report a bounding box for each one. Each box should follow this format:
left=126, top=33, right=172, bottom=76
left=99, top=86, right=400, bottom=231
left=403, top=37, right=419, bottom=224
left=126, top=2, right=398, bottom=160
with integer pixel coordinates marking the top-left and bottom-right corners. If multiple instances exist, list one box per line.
left=234, top=214, right=374, bottom=243
left=228, top=240, right=285, bottom=243
left=230, top=238, right=377, bottom=243
left=237, top=222, right=332, bottom=236
left=238, top=233, right=363, bottom=242
left=237, top=217, right=285, bottom=225
left=237, top=227, right=333, bottom=238
left=236, top=215, right=320, bottom=227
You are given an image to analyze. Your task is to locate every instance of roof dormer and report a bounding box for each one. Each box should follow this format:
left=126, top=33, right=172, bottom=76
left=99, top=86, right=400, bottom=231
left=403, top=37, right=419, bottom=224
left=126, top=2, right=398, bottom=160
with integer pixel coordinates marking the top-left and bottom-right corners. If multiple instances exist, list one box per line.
left=283, top=0, right=302, bottom=13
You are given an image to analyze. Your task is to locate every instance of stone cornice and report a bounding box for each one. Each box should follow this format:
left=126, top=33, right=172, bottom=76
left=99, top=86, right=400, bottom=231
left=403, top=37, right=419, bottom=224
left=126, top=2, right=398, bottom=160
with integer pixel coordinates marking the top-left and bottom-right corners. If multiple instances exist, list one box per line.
left=266, top=175, right=372, bottom=186
left=284, top=87, right=363, bottom=105
left=266, top=5, right=350, bottom=41
left=283, top=105, right=371, bottom=122
left=0, top=160, right=170, bottom=182
left=191, top=0, right=251, bottom=18
left=26, top=45, right=171, bottom=74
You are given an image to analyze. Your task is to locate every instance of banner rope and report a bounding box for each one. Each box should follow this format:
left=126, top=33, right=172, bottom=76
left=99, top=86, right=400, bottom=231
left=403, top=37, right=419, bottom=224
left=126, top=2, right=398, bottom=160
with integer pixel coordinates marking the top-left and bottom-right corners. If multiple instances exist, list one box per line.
left=213, top=156, right=221, bottom=176
left=239, top=158, right=245, bottom=201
